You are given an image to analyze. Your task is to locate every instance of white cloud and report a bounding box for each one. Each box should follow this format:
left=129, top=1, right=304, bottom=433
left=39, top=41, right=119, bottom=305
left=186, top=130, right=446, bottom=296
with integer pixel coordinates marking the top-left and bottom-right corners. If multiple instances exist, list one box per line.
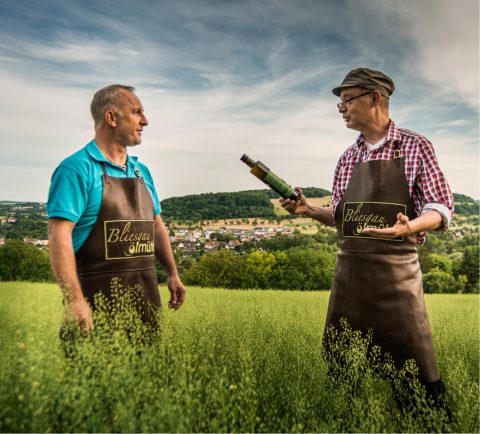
left=391, top=0, right=479, bottom=109
left=0, top=0, right=477, bottom=202
left=444, top=119, right=470, bottom=128
left=0, top=32, right=136, bottom=62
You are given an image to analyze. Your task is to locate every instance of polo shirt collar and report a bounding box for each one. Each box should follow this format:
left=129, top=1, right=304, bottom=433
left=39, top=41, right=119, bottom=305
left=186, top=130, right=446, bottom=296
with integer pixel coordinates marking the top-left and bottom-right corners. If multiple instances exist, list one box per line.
left=86, top=140, right=139, bottom=167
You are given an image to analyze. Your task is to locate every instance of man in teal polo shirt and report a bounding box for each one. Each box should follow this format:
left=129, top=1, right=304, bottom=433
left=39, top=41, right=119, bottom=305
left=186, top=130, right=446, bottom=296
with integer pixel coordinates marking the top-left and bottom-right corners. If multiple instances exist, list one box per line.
left=47, top=84, right=185, bottom=331
left=48, top=140, right=161, bottom=252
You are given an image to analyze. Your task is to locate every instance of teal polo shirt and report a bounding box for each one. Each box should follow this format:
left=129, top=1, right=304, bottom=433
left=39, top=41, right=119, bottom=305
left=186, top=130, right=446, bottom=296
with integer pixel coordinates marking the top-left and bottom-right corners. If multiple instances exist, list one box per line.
left=47, top=140, right=162, bottom=252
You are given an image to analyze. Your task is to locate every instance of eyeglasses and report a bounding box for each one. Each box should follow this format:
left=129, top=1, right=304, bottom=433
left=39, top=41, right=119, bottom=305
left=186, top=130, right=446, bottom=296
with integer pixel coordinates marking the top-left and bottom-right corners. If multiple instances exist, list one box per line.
left=337, top=91, right=373, bottom=110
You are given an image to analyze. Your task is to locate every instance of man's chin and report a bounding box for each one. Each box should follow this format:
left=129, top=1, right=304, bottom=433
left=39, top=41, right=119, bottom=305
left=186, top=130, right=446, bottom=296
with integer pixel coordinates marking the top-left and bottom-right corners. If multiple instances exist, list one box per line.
left=345, top=122, right=360, bottom=132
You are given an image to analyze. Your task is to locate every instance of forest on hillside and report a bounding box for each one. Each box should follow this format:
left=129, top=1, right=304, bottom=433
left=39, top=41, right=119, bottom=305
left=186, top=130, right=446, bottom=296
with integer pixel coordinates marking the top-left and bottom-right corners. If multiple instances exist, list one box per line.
left=0, top=191, right=477, bottom=241
left=160, top=187, right=331, bottom=221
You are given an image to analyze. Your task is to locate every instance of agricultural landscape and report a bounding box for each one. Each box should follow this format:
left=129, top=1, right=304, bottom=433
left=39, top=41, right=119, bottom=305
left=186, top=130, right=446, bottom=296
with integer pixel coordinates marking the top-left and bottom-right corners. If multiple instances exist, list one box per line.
left=0, top=283, right=478, bottom=432
left=0, top=189, right=478, bottom=432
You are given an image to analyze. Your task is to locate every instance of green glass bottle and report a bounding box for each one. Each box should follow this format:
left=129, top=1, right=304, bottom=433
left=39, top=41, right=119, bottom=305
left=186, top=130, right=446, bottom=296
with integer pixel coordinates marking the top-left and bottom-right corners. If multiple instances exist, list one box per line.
left=240, top=154, right=299, bottom=200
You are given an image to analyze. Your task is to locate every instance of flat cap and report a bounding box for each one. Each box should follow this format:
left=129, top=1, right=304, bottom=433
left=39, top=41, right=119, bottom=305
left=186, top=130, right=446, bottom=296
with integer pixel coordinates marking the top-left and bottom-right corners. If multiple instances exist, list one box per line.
left=332, top=68, right=395, bottom=98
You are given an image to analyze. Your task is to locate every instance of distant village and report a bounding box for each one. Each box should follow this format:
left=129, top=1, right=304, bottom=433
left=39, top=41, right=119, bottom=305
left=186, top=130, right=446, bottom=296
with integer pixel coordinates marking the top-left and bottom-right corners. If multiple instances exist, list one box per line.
left=0, top=200, right=476, bottom=252
left=0, top=201, right=297, bottom=254
left=169, top=224, right=296, bottom=257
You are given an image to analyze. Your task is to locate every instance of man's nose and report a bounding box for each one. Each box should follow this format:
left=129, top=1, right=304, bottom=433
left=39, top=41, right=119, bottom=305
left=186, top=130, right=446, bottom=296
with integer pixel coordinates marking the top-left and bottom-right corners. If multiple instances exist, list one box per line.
left=141, top=114, right=148, bottom=126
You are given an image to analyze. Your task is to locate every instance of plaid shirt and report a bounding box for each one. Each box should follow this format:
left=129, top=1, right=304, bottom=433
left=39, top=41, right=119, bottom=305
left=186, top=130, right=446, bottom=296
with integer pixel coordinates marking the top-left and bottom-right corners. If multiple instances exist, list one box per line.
left=331, top=120, right=454, bottom=243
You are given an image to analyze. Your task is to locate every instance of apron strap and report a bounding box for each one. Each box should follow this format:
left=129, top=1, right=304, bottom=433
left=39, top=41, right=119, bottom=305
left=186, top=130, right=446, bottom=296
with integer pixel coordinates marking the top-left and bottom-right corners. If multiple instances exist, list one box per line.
left=134, top=168, right=145, bottom=184
left=393, top=139, right=401, bottom=158
left=354, top=144, right=366, bottom=168
left=393, top=138, right=403, bottom=167
left=101, top=162, right=145, bottom=184
left=100, top=163, right=110, bottom=184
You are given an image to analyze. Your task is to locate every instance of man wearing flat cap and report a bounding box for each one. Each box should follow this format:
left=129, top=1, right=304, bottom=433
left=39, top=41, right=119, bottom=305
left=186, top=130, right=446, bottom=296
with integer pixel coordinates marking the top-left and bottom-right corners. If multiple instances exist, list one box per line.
left=281, top=68, right=453, bottom=412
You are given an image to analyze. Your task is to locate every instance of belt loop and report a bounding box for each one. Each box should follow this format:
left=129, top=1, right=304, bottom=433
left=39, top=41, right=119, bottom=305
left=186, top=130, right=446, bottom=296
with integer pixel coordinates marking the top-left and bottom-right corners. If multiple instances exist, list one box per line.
left=101, top=163, right=110, bottom=184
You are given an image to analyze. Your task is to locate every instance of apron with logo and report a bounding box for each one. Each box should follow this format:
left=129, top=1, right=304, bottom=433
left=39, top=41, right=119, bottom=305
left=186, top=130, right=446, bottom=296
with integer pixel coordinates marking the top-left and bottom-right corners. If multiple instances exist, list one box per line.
left=75, top=164, right=160, bottom=324
left=324, top=144, right=439, bottom=383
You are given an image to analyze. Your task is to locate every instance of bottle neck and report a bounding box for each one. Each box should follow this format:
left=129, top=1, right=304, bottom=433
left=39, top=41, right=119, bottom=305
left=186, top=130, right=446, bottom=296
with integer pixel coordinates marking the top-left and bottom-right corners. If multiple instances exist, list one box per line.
left=240, top=154, right=256, bottom=168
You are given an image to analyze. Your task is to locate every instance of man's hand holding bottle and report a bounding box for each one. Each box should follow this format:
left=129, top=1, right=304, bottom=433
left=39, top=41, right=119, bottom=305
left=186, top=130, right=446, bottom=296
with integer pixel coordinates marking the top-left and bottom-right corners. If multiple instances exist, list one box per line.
left=280, top=187, right=307, bottom=215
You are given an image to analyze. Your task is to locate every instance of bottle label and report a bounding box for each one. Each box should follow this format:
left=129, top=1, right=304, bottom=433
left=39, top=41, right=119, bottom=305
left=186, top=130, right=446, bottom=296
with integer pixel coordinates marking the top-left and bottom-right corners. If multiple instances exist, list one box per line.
left=263, top=171, right=295, bottom=198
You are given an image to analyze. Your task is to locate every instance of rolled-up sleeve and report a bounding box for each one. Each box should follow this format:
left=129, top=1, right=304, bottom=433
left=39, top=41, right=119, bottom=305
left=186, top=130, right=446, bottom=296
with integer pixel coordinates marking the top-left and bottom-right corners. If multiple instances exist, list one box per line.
left=417, top=138, right=454, bottom=230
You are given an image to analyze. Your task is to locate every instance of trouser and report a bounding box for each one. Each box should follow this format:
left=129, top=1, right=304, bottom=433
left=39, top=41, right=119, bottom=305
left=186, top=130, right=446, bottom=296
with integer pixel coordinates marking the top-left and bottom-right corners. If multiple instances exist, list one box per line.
left=392, top=377, right=452, bottom=420
left=322, top=330, right=451, bottom=419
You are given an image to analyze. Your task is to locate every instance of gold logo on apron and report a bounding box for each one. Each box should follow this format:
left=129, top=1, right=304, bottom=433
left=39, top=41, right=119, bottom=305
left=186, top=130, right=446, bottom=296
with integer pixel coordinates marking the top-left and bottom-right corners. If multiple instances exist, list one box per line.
left=342, top=201, right=406, bottom=241
left=104, top=220, right=155, bottom=260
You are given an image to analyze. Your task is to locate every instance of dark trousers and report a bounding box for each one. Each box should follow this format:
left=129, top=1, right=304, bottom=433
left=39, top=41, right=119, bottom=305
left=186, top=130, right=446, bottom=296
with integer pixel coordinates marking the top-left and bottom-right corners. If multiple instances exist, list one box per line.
left=392, top=377, right=452, bottom=421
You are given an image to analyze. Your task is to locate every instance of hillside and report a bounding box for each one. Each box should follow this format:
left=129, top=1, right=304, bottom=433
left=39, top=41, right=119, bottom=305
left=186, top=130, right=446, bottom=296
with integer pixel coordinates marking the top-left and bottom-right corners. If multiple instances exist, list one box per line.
left=453, top=193, right=479, bottom=215
left=161, top=190, right=478, bottom=221
left=160, top=187, right=331, bottom=221
left=0, top=189, right=478, bottom=240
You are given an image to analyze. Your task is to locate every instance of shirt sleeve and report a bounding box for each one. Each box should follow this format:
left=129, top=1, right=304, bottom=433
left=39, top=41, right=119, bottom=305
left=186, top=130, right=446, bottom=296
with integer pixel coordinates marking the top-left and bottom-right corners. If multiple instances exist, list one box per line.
left=47, top=166, right=89, bottom=222
left=416, top=137, right=454, bottom=230
left=330, top=153, right=345, bottom=220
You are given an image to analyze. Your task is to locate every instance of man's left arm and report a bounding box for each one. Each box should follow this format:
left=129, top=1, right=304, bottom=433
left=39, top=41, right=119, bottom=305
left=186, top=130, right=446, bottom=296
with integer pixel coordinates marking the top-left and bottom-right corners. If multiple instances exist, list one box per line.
left=362, top=210, right=443, bottom=239
left=154, top=214, right=186, bottom=309
left=363, top=136, right=454, bottom=239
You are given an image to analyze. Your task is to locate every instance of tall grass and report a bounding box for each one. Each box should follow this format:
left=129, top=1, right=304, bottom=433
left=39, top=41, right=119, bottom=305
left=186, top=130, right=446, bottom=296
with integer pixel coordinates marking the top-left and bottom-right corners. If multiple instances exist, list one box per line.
left=0, top=282, right=478, bottom=432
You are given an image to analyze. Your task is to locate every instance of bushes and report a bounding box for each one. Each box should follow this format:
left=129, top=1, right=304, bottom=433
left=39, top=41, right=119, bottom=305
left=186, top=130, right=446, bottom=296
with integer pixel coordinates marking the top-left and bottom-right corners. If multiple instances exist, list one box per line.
left=0, top=240, right=53, bottom=282
left=423, top=270, right=465, bottom=294
left=461, top=246, right=479, bottom=293
left=183, top=247, right=336, bottom=290
left=183, top=235, right=478, bottom=293
left=182, top=249, right=242, bottom=288
left=421, top=245, right=478, bottom=294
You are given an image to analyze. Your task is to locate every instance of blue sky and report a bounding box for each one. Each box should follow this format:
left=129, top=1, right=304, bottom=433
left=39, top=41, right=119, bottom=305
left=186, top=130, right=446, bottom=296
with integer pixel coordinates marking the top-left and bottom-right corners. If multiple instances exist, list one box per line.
left=0, top=0, right=478, bottom=202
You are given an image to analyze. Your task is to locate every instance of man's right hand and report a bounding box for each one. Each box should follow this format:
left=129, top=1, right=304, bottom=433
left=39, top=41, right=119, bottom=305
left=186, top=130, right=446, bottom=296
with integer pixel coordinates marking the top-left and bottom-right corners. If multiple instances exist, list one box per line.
left=279, top=187, right=308, bottom=215
left=49, top=218, right=94, bottom=332
left=68, top=298, right=94, bottom=332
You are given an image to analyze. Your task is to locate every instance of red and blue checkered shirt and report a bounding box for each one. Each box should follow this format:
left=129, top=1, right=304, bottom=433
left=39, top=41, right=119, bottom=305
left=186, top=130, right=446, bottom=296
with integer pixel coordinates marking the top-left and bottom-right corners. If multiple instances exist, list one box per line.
left=331, top=120, right=454, bottom=244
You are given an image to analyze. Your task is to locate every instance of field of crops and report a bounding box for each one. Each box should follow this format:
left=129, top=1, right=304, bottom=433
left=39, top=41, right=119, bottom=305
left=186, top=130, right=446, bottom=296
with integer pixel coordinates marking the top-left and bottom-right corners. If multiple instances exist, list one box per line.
left=0, top=282, right=478, bottom=433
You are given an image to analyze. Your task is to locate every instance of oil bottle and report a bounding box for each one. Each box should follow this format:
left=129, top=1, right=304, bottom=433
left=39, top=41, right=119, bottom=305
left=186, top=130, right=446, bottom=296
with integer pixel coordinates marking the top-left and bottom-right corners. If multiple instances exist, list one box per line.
left=240, top=154, right=299, bottom=200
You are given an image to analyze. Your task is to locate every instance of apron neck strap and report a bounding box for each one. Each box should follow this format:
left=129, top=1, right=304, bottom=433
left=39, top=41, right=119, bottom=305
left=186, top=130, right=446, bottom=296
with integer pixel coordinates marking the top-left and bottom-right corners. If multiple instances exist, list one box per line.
left=134, top=168, right=145, bottom=184
left=393, top=139, right=402, bottom=159
left=100, top=163, right=145, bottom=184
left=100, top=163, right=110, bottom=184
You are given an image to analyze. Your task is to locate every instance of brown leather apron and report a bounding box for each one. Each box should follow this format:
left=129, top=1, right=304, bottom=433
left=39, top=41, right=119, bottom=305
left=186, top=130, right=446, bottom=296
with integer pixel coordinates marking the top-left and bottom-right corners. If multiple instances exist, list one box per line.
left=75, top=164, right=160, bottom=324
left=325, top=144, right=439, bottom=383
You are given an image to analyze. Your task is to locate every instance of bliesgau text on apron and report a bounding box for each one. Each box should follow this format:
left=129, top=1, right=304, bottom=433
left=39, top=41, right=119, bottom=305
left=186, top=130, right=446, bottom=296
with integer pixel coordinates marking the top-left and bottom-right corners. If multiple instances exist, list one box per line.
left=75, top=163, right=160, bottom=325
left=325, top=142, right=440, bottom=383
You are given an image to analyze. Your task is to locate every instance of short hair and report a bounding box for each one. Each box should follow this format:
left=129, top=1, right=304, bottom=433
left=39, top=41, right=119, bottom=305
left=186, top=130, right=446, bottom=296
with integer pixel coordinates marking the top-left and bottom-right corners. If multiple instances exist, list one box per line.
left=379, top=91, right=390, bottom=110
left=369, top=87, right=390, bottom=110
left=90, top=84, right=135, bottom=127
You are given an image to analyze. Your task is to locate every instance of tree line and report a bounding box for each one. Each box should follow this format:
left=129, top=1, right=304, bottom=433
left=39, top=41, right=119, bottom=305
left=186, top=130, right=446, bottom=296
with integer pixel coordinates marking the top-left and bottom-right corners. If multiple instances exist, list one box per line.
left=0, top=229, right=478, bottom=293
left=0, top=190, right=475, bottom=240
left=179, top=230, right=479, bottom=293
left=0, top=191, right=477, bottom=291
left=160, top=187, right=331, bottom=221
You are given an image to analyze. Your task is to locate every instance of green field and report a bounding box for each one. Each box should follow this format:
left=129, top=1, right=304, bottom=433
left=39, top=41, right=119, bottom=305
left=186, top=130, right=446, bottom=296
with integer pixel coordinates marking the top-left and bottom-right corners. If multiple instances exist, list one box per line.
left=0, top=282, right=478, bottom=433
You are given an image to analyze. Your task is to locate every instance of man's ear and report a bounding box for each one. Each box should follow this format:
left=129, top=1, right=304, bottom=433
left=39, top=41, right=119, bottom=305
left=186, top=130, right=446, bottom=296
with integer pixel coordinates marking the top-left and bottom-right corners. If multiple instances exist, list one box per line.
left=371, top=90, right=382, bottom=107
left=104, top=109, right=117, bottom=127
